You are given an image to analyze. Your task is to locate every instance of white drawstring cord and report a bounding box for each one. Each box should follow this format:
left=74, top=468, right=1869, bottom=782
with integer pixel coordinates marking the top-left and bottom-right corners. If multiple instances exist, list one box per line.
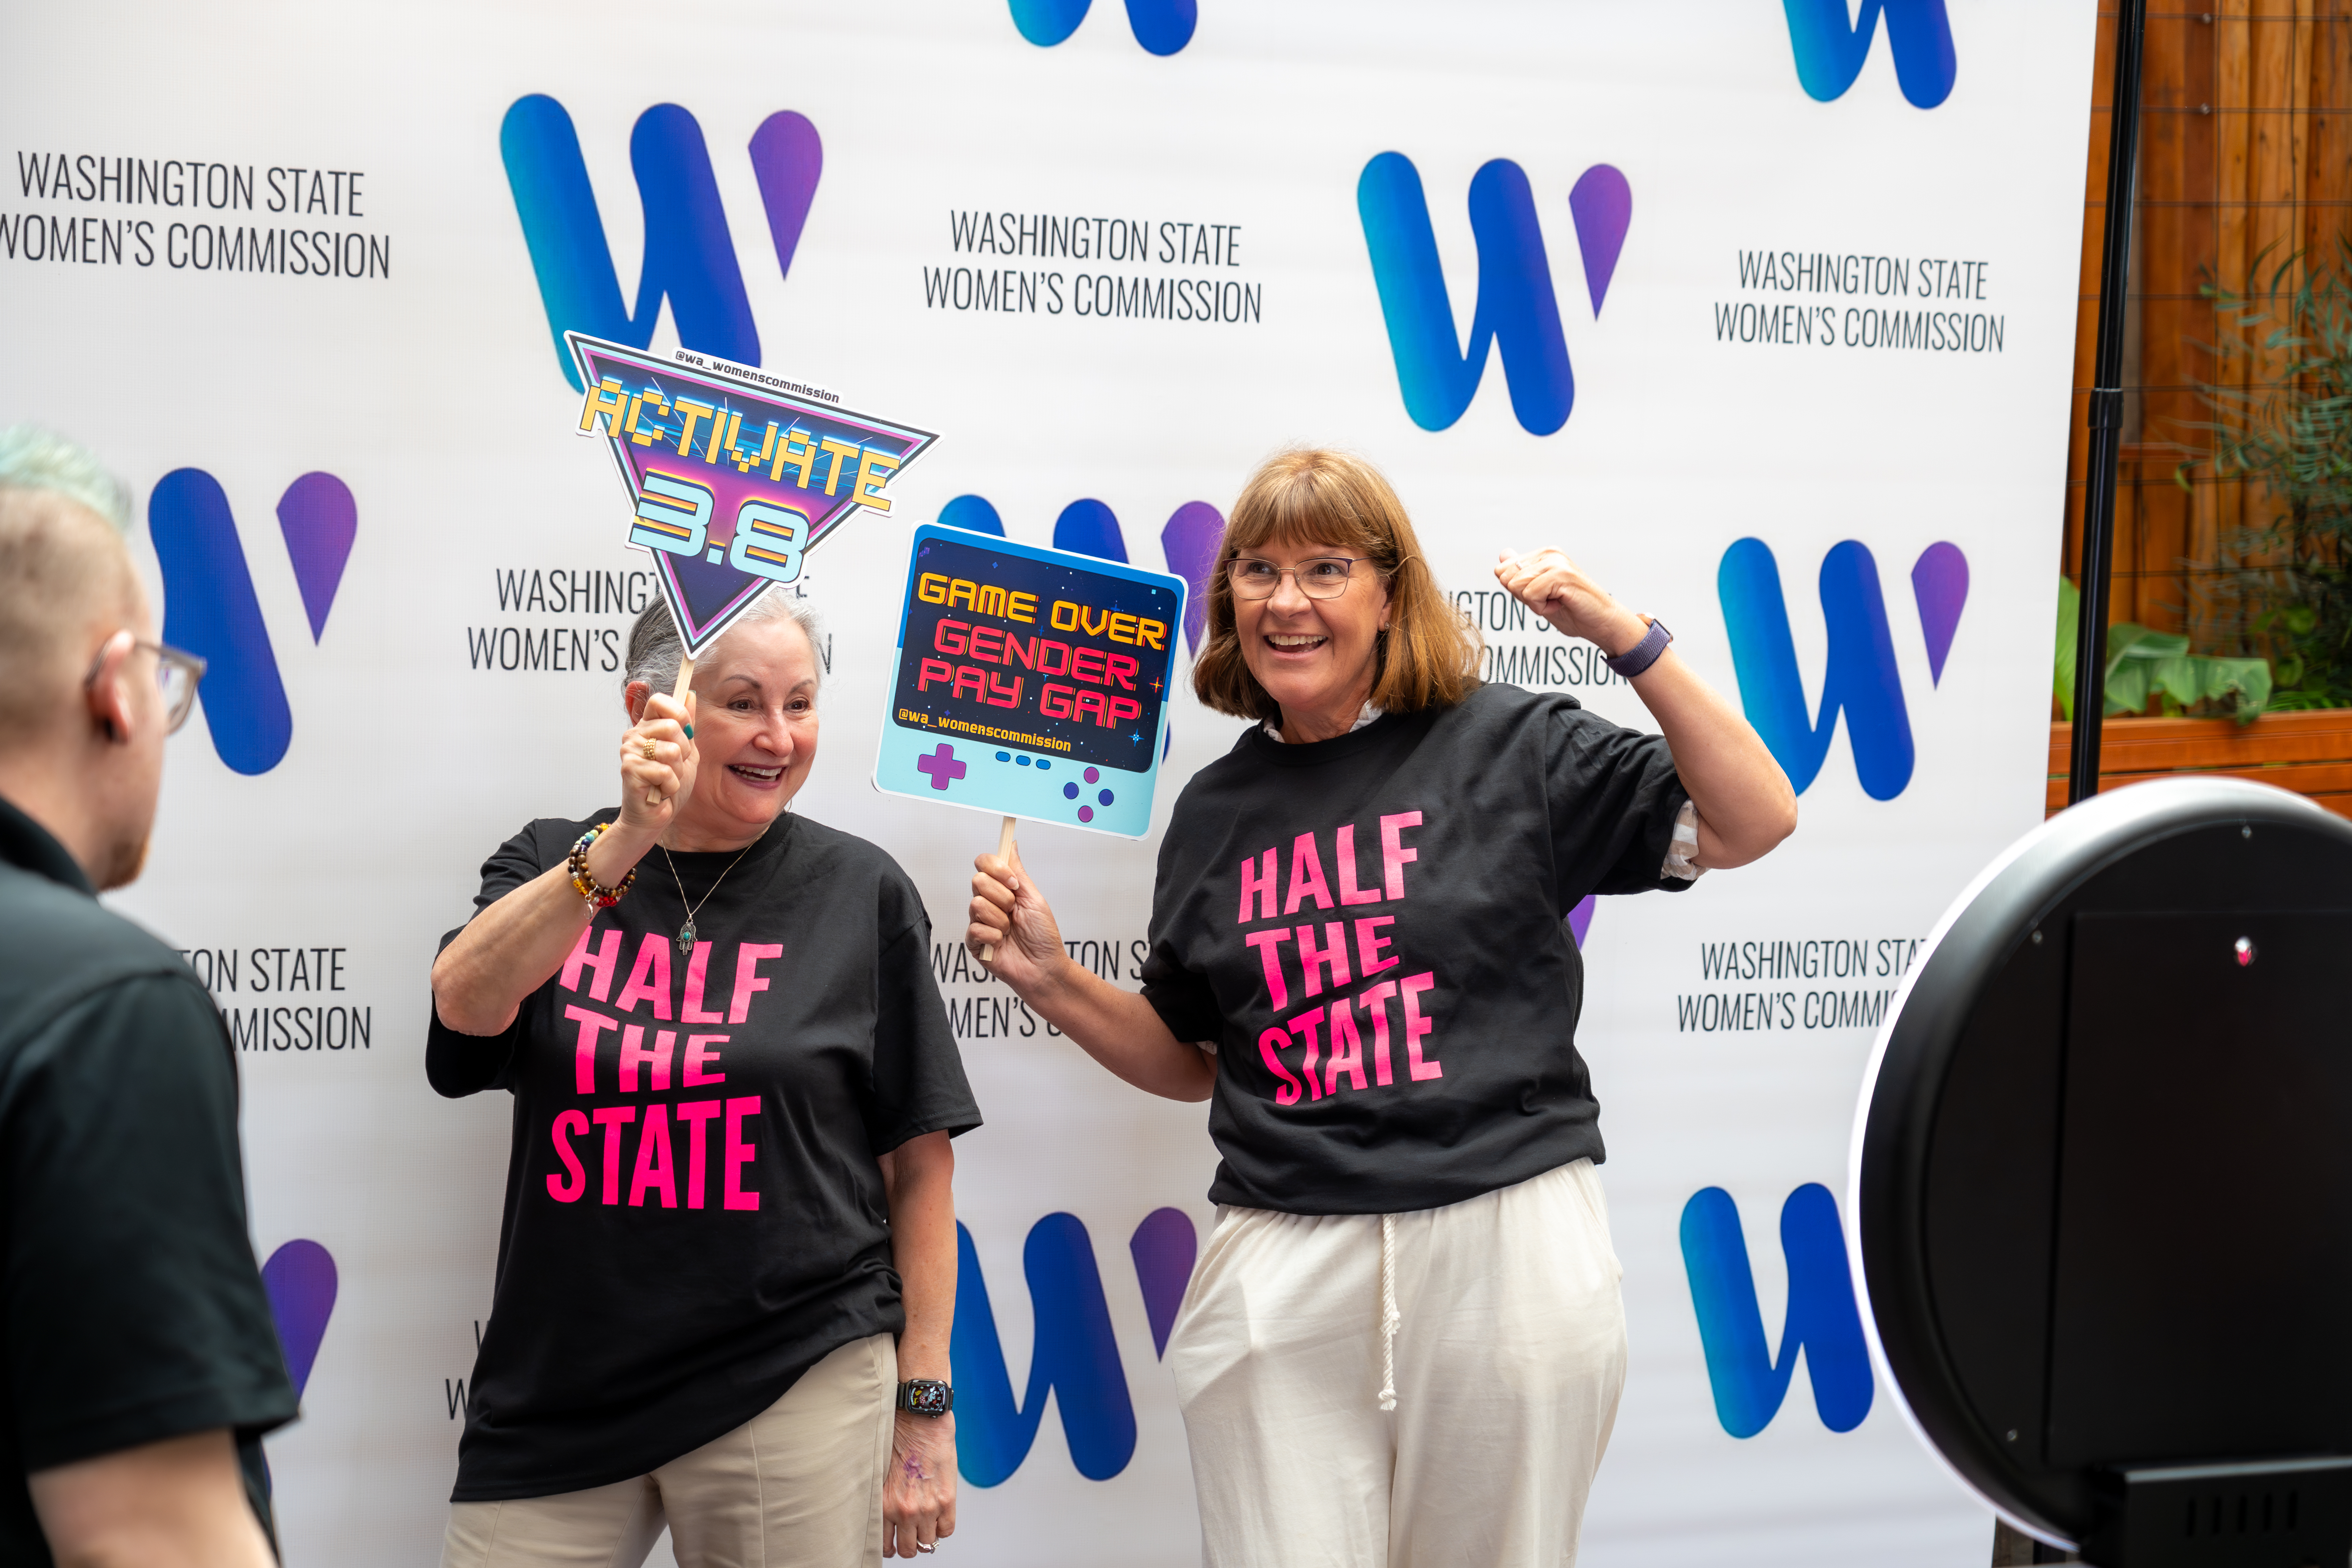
left=1377, top=1213, right=1401, bottom=1412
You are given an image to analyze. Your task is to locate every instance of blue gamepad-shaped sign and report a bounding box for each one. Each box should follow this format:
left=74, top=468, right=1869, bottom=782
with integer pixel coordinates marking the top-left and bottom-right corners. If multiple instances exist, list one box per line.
left=874, top=524, right=1185, bottom=839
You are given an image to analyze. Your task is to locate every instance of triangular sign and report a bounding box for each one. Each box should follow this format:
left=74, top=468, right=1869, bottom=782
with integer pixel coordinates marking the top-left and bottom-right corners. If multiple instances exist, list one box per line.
left=566, top=332, right=937, bottom=655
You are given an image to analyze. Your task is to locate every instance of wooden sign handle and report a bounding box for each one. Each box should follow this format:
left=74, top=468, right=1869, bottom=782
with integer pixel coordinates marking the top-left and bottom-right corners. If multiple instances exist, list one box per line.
left=646, top=654, right=696, bottom=808
left=978, top=815, right=1018, bottom=966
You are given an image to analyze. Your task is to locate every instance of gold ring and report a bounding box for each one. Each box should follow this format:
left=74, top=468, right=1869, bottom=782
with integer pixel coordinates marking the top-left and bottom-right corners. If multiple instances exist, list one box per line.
left=640, top=739, right=658, bottom=760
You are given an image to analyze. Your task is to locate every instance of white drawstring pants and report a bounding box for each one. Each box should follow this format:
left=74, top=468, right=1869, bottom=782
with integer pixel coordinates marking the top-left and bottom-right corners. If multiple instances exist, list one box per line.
left=1167, top=1158, right=1627, bottom=1568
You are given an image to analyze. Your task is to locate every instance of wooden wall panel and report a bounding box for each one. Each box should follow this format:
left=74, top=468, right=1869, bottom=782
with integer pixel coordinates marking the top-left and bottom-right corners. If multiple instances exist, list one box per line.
left=2062, top=4, right=2352, bottom=672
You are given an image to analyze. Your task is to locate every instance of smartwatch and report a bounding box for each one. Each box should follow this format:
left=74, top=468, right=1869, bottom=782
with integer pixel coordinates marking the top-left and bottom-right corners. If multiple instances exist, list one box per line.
left=897, top=1378, right=954, bottom=1418
left=1606, top=617, right=1672, bottom=679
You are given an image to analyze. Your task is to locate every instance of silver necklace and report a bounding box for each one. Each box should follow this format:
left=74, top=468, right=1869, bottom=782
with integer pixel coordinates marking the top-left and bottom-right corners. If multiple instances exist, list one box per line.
left=660, top=836, right=761, bottom=959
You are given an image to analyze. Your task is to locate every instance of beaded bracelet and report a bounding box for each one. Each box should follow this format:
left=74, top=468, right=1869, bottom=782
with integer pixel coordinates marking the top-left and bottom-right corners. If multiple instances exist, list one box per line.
left=567, top=822, right=636, bottom=911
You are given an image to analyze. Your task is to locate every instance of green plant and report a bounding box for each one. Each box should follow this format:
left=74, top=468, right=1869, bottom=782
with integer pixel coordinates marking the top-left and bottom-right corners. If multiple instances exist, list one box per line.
left=2183, top=242, right=2352, bottom=709
left=2053, top=576, right=2272, bottom=722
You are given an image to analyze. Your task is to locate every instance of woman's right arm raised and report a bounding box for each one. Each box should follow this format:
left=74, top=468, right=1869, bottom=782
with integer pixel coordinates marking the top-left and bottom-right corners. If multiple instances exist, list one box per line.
left=968, top=844, right=1216, bottom=1103
left=431, top=691, right=696, bottom=1036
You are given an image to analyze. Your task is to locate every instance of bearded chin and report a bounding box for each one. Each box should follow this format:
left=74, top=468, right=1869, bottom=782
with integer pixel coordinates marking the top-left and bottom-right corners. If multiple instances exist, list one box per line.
left=100, top=831, right=150, bottom=892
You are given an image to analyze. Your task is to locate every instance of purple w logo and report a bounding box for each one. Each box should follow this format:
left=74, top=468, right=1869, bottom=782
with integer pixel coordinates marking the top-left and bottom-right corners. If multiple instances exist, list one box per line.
left=500, top=97, right=823, bottom=392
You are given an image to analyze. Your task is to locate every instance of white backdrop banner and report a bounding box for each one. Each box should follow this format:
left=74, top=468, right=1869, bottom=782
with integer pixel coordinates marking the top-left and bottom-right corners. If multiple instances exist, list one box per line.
left=0, top=0, right=2094, bottom=1562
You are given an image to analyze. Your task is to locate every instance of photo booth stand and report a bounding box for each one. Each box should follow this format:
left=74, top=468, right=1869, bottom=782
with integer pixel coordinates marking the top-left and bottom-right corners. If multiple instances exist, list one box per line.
left=1852, top=777, right=2352, bottom=1568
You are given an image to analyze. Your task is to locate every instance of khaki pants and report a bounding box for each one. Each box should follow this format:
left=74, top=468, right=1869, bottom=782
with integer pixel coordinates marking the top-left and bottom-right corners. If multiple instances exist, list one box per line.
left=441, top=1333, right=896, bottom=1568
left=1168, top=1159, right=1627, bottom=1568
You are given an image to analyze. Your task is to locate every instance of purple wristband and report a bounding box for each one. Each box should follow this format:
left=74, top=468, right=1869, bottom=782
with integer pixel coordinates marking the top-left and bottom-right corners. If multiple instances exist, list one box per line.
left=1606, top=618, right=1672, bottom=679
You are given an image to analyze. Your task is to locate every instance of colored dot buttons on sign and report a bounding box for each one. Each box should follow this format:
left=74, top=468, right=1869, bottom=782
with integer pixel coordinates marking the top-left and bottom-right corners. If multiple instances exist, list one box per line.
left=1064, top=764, right=1116, bottom=824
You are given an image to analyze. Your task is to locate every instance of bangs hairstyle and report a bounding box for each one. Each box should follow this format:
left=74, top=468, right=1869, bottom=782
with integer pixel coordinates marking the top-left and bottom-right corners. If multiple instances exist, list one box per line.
left=1192, top=448, right=1481, bottom=721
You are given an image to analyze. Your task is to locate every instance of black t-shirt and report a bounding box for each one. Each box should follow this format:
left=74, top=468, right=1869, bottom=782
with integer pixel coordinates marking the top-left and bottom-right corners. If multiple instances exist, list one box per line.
left=0, top=796, right=297, bottom=1564
left=427, top=809, right=980, bottom=1502
left=1140, top=682, right=1692, bottom=1215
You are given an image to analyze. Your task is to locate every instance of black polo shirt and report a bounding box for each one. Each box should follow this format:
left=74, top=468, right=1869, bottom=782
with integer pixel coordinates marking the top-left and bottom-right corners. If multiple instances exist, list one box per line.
left=0, top=794, right=296, bottom=1561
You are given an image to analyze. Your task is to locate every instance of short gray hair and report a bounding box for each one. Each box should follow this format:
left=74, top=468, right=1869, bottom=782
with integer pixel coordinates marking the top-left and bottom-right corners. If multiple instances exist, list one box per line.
left=624, top=588, right=826, bottom=698
left=0, top=425, right=133, bottom=533
left=0, top=429, right=138, bottom=739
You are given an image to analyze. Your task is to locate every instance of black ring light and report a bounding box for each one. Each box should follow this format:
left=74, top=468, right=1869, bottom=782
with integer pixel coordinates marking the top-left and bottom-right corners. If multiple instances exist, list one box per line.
left=1851, top=777, right=2352, bottom=1568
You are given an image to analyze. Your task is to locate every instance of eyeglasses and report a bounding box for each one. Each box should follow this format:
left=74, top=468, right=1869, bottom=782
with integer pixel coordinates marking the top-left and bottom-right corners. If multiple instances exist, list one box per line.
left=85, top=634, right=208, bottom=735
left=1226, top=556, right=1378, bottom=601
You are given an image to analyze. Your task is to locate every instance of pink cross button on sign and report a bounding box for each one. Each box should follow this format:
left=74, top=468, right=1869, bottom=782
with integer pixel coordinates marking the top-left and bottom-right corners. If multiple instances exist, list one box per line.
left=916, top=743, right=967, bottom=790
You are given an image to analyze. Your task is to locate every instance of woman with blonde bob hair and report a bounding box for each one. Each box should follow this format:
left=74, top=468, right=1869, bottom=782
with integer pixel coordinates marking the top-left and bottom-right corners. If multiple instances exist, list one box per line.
left=1190, top=449, right=1481, bottom=721
left=970, top=448, right=1795, bottom=1567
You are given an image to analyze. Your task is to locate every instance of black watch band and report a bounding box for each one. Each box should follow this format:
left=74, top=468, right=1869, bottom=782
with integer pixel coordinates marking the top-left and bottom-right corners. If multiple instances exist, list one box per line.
left=897, top=1378, right=954, bottom=1417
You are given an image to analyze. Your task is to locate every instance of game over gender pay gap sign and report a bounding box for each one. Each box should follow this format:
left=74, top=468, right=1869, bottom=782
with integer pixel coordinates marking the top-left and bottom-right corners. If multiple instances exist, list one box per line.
left=567, top=331, right=937, bottom=654
left=875, top=525, right=1186, bottom=839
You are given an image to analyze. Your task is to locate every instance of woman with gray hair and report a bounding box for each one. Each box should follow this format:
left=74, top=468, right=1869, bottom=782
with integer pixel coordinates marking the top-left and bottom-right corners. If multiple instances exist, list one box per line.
left=427, top=590, right=979, bottom=1566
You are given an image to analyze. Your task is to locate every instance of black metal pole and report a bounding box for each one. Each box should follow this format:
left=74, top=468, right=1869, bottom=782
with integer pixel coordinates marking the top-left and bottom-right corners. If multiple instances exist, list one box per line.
left=2069, top=0, right=2150, bottom=806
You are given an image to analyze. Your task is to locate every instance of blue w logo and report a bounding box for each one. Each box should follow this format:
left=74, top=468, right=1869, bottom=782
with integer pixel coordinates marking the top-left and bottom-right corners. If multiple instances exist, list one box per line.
left=1357, top=154, right=1631, bottom=435
left=952, top=1208, right=1197, bottom=1485
left=939, top=494, right=1226, bottom=657
left=499, top=96, right=823, bottom=391
left=1679, top=1184, right=1873, bottom=1438
left=1716, top=538, right=1968, bottom=801
left=1783, top=0, right=1958, bottom=108
left=149, top=469, right=357, bottom=777
left=1008, top=0, right=1196, bottom=54
left=953, top=1216, right=1135, bottom=1484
